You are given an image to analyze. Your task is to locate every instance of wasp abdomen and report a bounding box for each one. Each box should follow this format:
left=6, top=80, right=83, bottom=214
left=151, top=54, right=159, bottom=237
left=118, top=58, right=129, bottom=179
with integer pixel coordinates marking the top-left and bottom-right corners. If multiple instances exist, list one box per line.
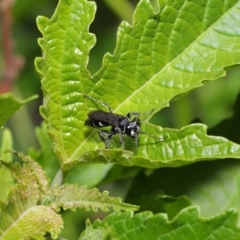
left=85, top=119, right=109, bottom=128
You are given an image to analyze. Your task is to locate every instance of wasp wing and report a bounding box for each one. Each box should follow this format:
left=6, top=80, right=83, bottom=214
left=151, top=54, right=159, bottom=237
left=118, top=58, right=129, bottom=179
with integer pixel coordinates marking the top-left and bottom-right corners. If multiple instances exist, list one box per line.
left=85, top=110, right=125, bottom=128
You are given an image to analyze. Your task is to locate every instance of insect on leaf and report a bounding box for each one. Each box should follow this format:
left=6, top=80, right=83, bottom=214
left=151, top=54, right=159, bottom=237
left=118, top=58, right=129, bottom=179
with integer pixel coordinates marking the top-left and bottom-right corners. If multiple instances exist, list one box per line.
left=36, top=0, right=240, bottom=168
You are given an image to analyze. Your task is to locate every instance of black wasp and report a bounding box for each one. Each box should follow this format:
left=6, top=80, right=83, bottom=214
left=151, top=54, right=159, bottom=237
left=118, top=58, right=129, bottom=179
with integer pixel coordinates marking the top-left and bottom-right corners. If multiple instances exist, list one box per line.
left=84, top=94, right=165, bottom=152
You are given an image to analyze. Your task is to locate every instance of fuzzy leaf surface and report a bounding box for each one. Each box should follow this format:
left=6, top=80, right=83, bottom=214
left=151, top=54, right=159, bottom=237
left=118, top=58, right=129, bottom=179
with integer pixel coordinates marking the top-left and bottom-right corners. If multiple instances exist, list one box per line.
left=1, top=151, right=137, bottom=239
left=36, top=0, right=240, bottom=167
left=49, top=184, right=139, bottom=212
left=79, top=207, right=240, bottom=240
left=0, top=158, right=62, bottom=240
left=0, top=205, right=62, bottom=240
left=6, top=150, right=50, bottom=193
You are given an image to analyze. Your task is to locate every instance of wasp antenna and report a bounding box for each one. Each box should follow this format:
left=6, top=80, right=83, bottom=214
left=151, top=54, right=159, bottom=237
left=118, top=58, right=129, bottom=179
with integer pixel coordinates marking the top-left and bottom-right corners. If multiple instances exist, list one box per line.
left=137, top=109, right=156, bottom=123
left=83, top=94, right=113, bottom=113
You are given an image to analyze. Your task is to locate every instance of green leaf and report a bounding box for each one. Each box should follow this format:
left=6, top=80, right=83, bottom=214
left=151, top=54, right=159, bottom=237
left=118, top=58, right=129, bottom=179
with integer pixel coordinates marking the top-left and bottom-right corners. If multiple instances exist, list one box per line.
left=6, top=150, right=50, bottom=194
left=0, top=93, right=37, bottom=127
left=79, top=219, right=109, bottom=240
left=64, top=164, right=113, bottom=188
left=80, top=207, right=240, bottom=240
left=99, top=165, right=141, bottom=185
left=104, top=0, right=134, bottom=23
left=0, top=167, right=14, bottom=203
left=0, top=204, right=62, bottom=240
left=128, top=190, right=191, bottom=220
left=160, top=160, right=240, bottom=223
left=36, top=0, right=240, bottom=167
left=0, top=129, right=13, bottom=203
left=0, top=158, right=63, bottom=239
left=35, top=0, right=96, bottom=163
left=182, top=160, right=240, bottom=222
left=49, top=184, right=139, bottom=212
left=125, top=160, right=240, bottom=223
left=0, top=128, right=13, bottom=162
left=66, top=123, right=240, bottom=169
left=158, top=194, right=191, bottom=220
left=28, top=122, right=60, bottom=180
left=91, top=0, right=240, bottom=109
left=1, top=151, right=138, bottom=238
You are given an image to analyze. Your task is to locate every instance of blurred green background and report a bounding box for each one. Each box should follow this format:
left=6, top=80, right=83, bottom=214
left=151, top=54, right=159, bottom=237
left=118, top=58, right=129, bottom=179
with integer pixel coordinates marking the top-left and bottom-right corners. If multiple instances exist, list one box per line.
left=1, top=0, right=240, bottom=239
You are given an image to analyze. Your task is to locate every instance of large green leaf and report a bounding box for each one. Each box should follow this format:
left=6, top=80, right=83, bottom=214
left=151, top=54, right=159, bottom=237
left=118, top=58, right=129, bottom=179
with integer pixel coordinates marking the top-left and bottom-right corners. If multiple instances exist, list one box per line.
left=36, top=0, right=96, bottom=164
left=79, top=207, right=240, bottom=240
left=36, top=0, right=240, bottom=168
left=65, top=123, right=240, bottom=169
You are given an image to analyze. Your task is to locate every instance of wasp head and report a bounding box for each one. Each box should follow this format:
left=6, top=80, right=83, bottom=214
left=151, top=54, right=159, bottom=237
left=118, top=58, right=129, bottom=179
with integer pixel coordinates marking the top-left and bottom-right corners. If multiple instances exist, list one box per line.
left=125, top=118, right=141, bottom=138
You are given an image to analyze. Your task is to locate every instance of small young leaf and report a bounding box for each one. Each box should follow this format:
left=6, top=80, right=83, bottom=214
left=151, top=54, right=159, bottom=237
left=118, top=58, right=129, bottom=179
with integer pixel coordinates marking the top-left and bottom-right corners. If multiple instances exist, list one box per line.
left=80, top=219, right=109, bottom=240
left=0, top=160, right=63, bottom=239
left=80, top=207, right=240, bottom=240
left=0, top=93, right=37, bottom=127
left=6, top=150, right=50, bottom=194
left=0, top=205, right=62, bottom=240
left=49, top=184, right=139, bottom=212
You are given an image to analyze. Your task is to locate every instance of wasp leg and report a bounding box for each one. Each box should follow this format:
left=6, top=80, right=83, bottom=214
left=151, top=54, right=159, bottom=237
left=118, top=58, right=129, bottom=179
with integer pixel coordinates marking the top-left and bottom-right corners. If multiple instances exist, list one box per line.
left=98, top=130, right=115, bottom=149
left=84, top=94, right=113, bottom=113
left=112, top=127, right=125, bottom=149
left=134, top=135, right=139, bottom=154
left=119, top=132, right=125, bottom=149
